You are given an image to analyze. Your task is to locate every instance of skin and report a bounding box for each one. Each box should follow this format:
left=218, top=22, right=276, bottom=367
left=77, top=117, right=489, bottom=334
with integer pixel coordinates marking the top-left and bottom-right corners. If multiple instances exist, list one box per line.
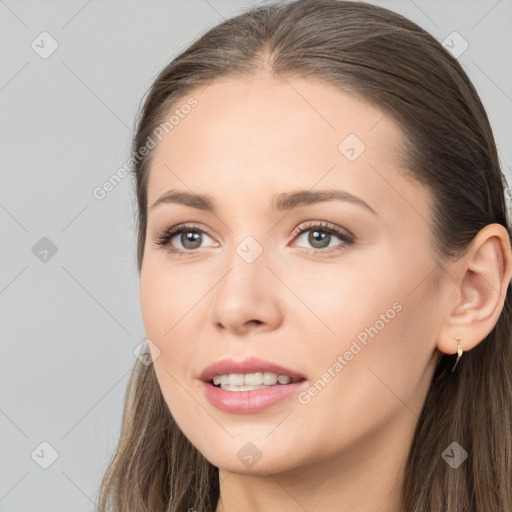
left=139, top=72, right=512, bottom=512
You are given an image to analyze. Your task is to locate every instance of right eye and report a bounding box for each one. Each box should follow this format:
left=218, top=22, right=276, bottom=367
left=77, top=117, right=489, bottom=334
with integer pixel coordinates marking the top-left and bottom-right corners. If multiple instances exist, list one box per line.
left=155, top=223, right=217, bottom=255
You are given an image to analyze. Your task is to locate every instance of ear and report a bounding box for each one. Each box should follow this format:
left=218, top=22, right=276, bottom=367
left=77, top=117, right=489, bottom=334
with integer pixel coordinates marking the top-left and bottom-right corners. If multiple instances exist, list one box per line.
left=437, top=223, right=512, bottom=356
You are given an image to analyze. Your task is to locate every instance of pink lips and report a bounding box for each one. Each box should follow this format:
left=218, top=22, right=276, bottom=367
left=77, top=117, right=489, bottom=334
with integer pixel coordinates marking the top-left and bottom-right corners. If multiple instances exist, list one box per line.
left=198, top=356, right=308, bottom=414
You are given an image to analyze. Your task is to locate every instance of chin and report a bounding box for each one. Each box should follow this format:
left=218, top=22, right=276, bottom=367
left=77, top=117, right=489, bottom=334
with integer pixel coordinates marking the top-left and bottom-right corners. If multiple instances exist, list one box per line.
left=195, top=440, right=304, bottom=476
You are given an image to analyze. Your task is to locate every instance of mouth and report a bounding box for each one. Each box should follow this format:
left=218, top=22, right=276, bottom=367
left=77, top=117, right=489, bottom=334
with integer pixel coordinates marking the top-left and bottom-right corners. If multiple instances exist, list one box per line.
left=198, top=356, right=308, bottom=412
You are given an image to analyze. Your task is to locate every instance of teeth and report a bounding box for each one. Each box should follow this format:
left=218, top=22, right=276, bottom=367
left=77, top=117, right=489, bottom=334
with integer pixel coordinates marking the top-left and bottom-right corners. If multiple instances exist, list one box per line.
left=212, top=372, right=298, bottom=387
left=221, top=384, right=270, bottom=391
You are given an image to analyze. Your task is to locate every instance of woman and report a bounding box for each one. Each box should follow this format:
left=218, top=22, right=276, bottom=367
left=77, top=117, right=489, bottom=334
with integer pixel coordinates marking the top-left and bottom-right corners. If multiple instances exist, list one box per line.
left=97, top=1, right=512, bottom=510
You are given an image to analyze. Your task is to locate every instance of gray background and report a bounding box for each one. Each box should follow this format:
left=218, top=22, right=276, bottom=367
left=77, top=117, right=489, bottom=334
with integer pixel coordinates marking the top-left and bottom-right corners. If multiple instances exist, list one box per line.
left=1, top=0, right=511, bottom=510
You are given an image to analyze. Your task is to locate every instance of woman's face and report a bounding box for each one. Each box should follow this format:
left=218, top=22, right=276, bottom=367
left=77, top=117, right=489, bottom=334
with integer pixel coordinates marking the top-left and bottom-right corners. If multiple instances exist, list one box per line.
left=139, top=74, right=445, bottom=475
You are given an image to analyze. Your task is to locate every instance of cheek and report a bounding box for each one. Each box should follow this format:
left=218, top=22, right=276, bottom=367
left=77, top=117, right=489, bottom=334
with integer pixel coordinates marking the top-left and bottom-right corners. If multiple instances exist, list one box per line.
left=139, top=261, right=206, bottom=393
left=291, top=290, right=436, bottom=461
left=139, top=268, right=199, bottom=431
left=139, top=260, right=197, bottom=346
left=297, top=259, right=437, bottom=406
left=278, top=259, right=402, bottom=360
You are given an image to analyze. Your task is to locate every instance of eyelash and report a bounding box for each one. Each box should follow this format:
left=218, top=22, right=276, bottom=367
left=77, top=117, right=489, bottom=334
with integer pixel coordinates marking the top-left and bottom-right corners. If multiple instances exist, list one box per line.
left=154, top=220, right=356, bottom=256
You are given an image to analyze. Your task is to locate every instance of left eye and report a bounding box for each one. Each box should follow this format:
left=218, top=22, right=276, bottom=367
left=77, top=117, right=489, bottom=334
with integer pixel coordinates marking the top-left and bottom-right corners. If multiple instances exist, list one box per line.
left=291, top=222, right=355, bottom=252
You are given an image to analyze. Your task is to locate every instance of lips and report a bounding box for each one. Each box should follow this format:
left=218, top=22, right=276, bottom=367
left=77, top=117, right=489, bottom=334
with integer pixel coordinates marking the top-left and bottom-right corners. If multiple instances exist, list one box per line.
left=199, top=356, right=307, bottom=383
left=201, top=379, right=308, bottom=414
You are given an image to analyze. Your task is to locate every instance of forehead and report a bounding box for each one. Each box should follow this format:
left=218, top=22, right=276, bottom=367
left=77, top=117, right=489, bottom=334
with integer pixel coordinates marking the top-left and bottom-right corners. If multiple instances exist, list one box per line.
left=151, top=74, right=403, bottom=162
left=146, top=74, right=429, bottom=222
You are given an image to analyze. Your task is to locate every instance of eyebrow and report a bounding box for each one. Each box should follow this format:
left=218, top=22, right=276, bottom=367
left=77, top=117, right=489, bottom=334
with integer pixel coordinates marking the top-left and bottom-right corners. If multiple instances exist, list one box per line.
left=149, top=189, right=378, bottom=216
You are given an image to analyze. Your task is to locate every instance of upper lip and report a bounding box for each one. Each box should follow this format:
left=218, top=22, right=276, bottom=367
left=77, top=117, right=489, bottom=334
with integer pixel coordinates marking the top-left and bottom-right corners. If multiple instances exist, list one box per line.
left=199, top=356, right=307, bottom=383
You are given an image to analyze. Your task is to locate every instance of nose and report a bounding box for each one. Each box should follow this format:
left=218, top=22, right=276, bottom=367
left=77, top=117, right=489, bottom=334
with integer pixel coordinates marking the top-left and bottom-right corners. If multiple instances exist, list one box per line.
left=209, top=241, right=283, bottom=335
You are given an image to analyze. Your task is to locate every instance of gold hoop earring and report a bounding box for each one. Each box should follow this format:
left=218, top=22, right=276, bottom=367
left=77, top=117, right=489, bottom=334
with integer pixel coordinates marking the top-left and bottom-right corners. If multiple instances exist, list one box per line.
left=451, top=338, right=463, bottom=372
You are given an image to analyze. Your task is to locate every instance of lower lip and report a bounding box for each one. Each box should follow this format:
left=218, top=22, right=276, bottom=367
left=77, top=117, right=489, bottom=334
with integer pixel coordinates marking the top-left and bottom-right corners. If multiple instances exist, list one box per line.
left=200, top=380, right=308, bottom=414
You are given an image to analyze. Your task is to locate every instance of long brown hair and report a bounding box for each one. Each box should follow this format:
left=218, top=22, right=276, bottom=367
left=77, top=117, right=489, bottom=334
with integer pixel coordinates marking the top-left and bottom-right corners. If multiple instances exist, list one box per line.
left=96, top=1, right=512, bottom=510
